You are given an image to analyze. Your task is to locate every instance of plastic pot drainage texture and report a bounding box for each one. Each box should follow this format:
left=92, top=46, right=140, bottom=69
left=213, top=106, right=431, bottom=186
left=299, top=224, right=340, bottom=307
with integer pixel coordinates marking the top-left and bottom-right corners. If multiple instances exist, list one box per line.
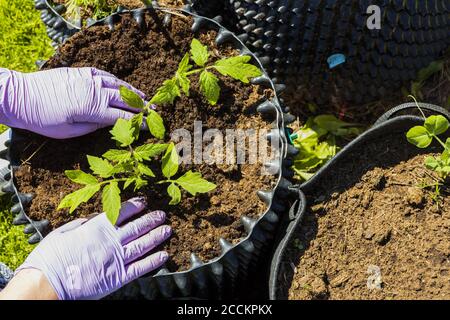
left=268, top=102, right=450, bottom=300
left=33, top=0, right=224, bottom=48
left=227, top=0, right=450, bottom=105
left=1, top=7, right=298, bottom=299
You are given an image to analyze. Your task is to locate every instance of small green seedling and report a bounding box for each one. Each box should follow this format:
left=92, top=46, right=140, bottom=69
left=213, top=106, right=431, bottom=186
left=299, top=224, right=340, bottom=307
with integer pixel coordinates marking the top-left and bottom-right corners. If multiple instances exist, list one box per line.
left=407, top=112, right=450, bottom=171
left=65, top=0, right=117, bottom=21
left=58, top=87, right=216, bottom=224
left=406, top=97, right=450, bottom=203
left=291, top=115, right=363, bottom=181
left=150, top=38, right=262, bottom=106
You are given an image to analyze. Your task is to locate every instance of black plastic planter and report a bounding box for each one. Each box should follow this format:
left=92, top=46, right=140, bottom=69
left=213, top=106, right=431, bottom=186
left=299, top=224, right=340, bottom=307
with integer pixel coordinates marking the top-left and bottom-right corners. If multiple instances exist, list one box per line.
left=1, top=7, right=297, bottom=299
left=34, top=0, right=224, bottom=47
left=227, top=0, right=450, bottom=104
left=268, top=102, right=450, bottom=300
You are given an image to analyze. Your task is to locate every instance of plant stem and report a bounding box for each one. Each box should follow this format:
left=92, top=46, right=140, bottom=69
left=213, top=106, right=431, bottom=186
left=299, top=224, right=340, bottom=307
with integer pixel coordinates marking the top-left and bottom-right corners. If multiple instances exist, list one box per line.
left=433, top=134, right=448, bottom=150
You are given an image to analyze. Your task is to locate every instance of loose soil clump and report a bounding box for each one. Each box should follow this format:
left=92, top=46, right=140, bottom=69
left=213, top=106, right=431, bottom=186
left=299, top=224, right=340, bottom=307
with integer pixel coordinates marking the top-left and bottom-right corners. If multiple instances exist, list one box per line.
left=14, top=12, right=277, bottom=272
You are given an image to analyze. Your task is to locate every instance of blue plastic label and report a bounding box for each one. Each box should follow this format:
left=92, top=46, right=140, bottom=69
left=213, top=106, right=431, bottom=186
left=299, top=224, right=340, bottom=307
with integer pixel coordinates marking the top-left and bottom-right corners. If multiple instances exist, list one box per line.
left=327, top=54, right=346, bottom=69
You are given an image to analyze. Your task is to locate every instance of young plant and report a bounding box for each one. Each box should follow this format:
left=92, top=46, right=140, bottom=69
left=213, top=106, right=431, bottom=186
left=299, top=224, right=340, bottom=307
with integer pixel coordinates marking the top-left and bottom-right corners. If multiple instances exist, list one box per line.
left=65, top=0, right=118, bottom=21
left=291, top=115, right=363, bottom=181
left=406, top=104, right=450, bottom=201
left=58, top=87, right=216, bottom=224
left=150, top=38, right=263, bottom=106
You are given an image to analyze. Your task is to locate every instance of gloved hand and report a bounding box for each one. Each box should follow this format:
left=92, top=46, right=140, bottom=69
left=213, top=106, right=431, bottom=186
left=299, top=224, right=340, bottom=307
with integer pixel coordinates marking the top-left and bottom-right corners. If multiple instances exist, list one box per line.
left=15, top=198, right=172, bottom=300
left=0, top=67, right=145, bottom=139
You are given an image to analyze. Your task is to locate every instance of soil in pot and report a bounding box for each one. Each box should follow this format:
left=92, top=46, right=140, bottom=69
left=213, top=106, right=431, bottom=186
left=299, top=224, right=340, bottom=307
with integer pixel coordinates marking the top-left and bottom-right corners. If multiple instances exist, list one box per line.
left=278, top=133, right=450, bottom=300
left=13, top=12, right=277, bottom=272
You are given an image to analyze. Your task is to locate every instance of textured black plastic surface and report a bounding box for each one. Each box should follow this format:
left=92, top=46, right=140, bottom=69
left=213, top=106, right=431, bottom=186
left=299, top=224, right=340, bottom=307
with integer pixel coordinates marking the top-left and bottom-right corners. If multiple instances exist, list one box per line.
left=268, top=102, right=450, bottom=300
left=3, top=7, right=295, bottom=299
left=228, top=0, right=450, bottom=104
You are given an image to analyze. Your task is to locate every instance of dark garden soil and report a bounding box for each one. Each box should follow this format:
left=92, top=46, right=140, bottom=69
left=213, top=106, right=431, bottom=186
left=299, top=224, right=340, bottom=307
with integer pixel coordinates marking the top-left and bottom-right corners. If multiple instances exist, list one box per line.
left=278, top=133, right=450, bottom=300
left=13, top=12, right=277, bottom=272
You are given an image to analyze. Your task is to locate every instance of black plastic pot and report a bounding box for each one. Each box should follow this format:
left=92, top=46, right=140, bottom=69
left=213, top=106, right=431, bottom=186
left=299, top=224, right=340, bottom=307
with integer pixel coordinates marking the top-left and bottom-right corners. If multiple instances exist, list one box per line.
left=34, top=0, right=223, bottom=47
left=227, top=0, right=450, bottom=105
left=1, top=7, right=297, bottom=299
left=268, top=102, right=450, bottom=300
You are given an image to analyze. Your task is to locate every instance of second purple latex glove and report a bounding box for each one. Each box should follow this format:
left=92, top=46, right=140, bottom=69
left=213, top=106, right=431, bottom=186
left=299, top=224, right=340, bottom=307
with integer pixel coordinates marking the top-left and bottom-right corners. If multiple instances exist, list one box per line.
left=0, top=67, right=145, bottom=139
left=16, top=198, right=172, bottom=300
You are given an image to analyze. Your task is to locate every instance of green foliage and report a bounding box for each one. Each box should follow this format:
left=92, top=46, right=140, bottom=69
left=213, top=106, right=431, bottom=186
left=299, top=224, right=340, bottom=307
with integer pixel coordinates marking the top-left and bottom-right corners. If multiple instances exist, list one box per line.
left=59, top=87, right=216, bottom=224
left=0, top=0, right=53, bottom=72
left=150, top=38, right=262, bottom=106
left=292, top=115, right=363, bottom=181
left=407, top=114, right=450, bottom=180
left=0, top=197, right=35, bottom=270
left=65, top=0, right=118, bottom=21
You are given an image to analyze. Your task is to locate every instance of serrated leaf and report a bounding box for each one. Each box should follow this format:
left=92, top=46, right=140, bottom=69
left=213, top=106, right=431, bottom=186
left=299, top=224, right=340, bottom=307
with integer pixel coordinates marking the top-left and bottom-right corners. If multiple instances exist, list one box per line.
left=138, top=163, right=155, bottom=177
left=58, top=184, right=101, bottom=213
left=110, top=118, right=135, bottom=147
left=150, top=78, right=181, bottom=105
left=213, top=55, right=262, bottom=83
left=111, top=162, right=134, bottom=175
left=313, top=115, right=361, bottom=136
left=167, top=183, right=181, bottom=205
left=424, top=115, right=449, bottom=136
left=146, top=110, right=166, bottom=140
left=134, top=144, right=168, bottom=160
left=102, top=181, right=121, bottom=225
left=134, top=177, right=147, bottom=191
left=175, top=171, right=216, bottom=196
left=124, top=177, right=136, bottom=190
left=190, top=38, right=209, bottom=67
left=199, top=70, right=220, bottom=105
left=65, top=170, right=98, bottom=185
left=103, top=149, right=132, bottom=163
left=119, top=86, right=144, bottom=110
left=87, top=155, right=114, bottom=178
left=130, top=113, right=143, bottom=140
left=406, top=126, right=432, bottom=148
left=162, top=143, right=179, bottom=179
left=176, top=53, right=192, bottom=96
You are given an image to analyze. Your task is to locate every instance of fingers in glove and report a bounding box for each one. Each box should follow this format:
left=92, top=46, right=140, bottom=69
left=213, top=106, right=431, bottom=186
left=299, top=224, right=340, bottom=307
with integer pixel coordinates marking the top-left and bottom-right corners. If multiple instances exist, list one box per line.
left=119, top=210, right=166, bottom=245
left=125, top=251, right=169, bottom=282
left=95, top=106, right=136, bottom=126
left=123, top=225, right=172, bottom=264
left=55, top=218, right=89, bottom=234
left=101, top=76, right=146, bottom=99
left=116, top=197, right=147, bottom=226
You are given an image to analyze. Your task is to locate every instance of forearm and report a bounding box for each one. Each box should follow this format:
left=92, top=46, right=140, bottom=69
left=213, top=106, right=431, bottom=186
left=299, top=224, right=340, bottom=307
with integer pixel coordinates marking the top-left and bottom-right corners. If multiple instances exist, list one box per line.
left=0, top=269, right=58, bottom=300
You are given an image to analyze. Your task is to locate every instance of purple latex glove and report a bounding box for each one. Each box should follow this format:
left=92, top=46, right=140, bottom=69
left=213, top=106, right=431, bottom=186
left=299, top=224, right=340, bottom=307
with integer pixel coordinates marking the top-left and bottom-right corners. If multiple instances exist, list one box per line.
left=16, top=198, right=172, bottom=300
left=0, top=67, right=145, bottom=139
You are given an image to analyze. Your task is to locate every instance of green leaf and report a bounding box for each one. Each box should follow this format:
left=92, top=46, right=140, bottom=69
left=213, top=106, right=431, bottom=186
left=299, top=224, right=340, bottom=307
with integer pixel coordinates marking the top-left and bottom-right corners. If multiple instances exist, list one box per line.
left=175, top=170, right=216, bottom=196
left=134, top=177, right=147, bottom=191
left=445, top=138, right=450, bottom=151
left=424, top=115, right=449, bottom=136
left=213, top=55, right=262, bottom=83
left=124, top=177, right=136, bottom=190
left=190, top=38, right=209, bottom=67
left=58, top=184, right=101, bottom=213
left=199, top=70, right=220, bottom=105
left=119, top=86, right=144, bottom=110
left=146, top=110, right=166, bottom=140
left=138, top=163, right=155, bottom=177
left=162, top=142, right=179, bottom=179
left=130, top=113, right=143, bottom=140
left=110, top=118, right=135, bottom=147
left=167, top=183, right=181, bottom=205
left=111, top=162, right=134, bottom=175
left=406, top=126, right=433, bottom=148
left=87, top=155, right=114, bottom=178
left=313, top=115, right=361, bottom=136
left=176, top=53, right=192, bottom=96
left=102, top=181, right=121, bottom=225
left=150, top=78, right=181, bottom=105
left=65, top=170, right=98, bottom=185
left=103, top=149, right=132, bottom=163
left=134, top=143, right=168, bottom=160
left=425, top=156, right=440, bottom=170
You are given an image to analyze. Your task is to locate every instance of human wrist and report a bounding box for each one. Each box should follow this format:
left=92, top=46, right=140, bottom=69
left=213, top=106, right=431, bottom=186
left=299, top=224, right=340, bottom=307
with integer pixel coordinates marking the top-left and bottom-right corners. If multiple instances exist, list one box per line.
left=0, top=268, right=58, bottom=300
